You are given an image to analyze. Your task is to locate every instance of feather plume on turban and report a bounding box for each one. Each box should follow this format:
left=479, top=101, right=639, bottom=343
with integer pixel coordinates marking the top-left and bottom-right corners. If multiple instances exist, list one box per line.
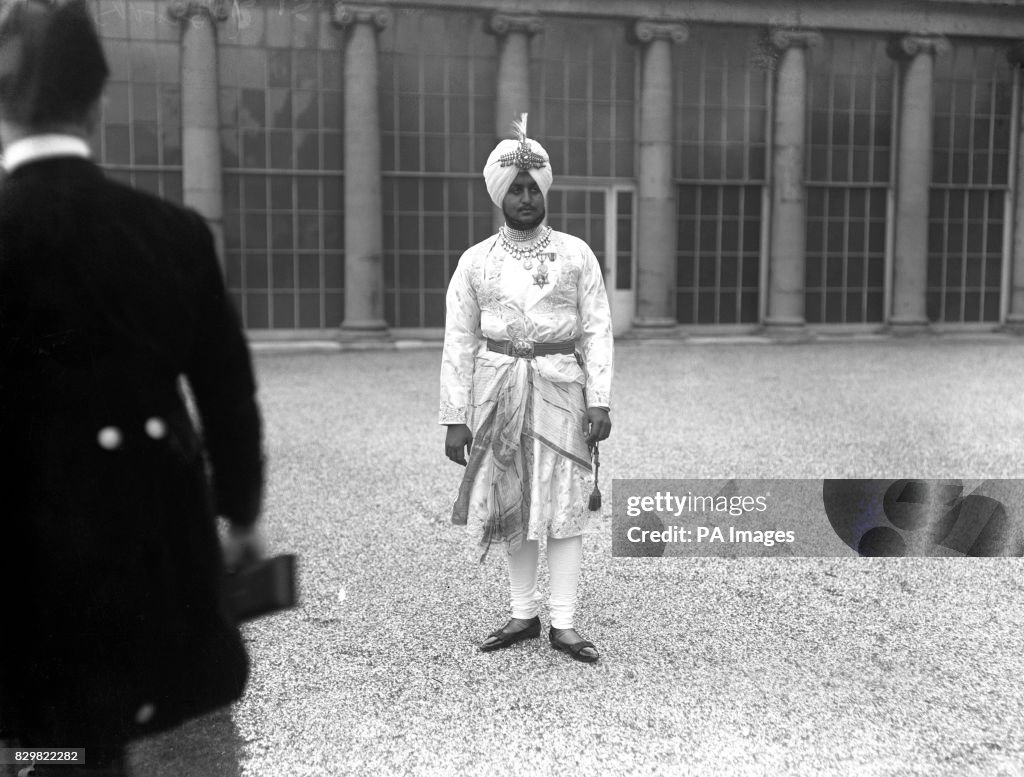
left=483, top=113, right=552, bottom=208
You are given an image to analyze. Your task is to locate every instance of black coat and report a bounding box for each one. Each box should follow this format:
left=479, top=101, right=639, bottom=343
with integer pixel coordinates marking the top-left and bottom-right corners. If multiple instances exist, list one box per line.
left=0, top=156, right=264, bottom=748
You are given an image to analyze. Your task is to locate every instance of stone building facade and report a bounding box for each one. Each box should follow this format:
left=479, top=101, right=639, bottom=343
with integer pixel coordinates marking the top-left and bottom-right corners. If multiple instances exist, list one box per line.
left=84, top=0, right=1024, bottom=337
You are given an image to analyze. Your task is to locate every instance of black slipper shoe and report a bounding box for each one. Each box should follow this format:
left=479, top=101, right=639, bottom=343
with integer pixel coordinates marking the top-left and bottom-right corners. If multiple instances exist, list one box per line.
left=479, top=616, right=541, bottom=652
left=549, top=626, right=599, bottom=663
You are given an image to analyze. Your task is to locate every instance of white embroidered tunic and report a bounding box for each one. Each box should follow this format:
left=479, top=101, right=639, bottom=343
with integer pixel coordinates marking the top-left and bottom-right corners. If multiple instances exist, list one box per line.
left=439, top=229, right=613, bottom=548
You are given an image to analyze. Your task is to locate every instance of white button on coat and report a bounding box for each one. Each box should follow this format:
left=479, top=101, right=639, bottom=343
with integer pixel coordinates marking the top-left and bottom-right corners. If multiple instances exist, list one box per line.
left=134, top=702, right=156, bottom=724
left=97, top=426, right=122, bottom=450
left=145, top=417, right=167, bottom=440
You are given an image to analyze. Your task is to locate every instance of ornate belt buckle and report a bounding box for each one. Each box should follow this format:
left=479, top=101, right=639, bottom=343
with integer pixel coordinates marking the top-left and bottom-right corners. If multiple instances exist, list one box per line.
left=510, top=338, right=535, bottom=358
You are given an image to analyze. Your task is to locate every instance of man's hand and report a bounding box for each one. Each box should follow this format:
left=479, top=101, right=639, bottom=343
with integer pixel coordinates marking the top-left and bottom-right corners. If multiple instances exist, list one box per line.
left=222, top=524, right=264, bottom=572
left=584, top=407, right=611, bottom=446
left=445, top=424, right=473, bottom=466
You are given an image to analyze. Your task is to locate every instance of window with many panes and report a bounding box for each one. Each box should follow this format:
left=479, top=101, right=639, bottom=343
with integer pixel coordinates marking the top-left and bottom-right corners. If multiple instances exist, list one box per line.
left=91, top=0, right=182, bottom=202
left=531, top=18, right=635, bottom=180
left=805, top=35, right=893, bottom=324
left=675, top=26, right=767, bottom=325
left=929, top=40, right=1013, bottom=324
left=219, top=4, right=345, bottom=329
left=379, top=10, right=495, bottom=329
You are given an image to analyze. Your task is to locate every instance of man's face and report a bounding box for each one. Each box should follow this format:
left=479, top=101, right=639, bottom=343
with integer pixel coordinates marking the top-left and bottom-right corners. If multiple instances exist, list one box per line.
left=502, top=170, right=545, bottom=230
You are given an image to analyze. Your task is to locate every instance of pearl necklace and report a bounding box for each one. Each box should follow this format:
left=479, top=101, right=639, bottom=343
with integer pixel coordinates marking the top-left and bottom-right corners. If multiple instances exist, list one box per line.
left=500, top=225, right=553, bottom=271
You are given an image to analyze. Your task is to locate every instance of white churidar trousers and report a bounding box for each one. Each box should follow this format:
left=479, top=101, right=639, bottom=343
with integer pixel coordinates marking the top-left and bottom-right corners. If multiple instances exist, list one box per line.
left=507, top=535, right=583, bottom=629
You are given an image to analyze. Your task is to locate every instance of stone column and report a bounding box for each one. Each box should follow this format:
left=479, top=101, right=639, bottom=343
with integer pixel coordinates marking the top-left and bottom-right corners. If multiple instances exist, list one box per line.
left=487, top=14, right=542, bottom=228
left=887, top=35, right=949, bottom=333
left=631, top=19, right=688, bottom=333
left=488, top=14, right=542, bottom=140
left=333, top=4, right=391, bottom=340
left=168, top=0, right=229, bottom=265
left=1003, top=43, right=1024, bottom=333
left=764, top=29, right=821, bottom=336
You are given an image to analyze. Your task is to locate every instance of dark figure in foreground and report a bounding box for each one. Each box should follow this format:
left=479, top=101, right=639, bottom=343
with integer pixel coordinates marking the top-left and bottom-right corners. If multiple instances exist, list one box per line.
left=0, top=2, right=264, bottom=774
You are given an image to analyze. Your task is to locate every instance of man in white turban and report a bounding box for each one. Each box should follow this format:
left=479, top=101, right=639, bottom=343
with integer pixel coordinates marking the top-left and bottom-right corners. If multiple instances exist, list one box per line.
left=439, top=115, right=613, bottom=663
left=482, top=117, right=554, bottom=209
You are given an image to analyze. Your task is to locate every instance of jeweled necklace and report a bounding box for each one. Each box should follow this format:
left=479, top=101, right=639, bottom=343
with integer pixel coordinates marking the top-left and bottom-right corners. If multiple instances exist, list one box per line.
left=500, top=225, right=553, bottom=271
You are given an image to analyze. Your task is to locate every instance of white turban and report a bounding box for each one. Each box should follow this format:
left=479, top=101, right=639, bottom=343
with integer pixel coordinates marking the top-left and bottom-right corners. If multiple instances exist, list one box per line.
left=483, top=115, right=553, bottom=208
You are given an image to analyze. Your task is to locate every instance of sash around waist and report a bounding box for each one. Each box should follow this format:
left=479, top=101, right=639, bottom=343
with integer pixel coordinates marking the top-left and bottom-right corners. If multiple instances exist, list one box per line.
left=486, top=338, right=576, bottom=358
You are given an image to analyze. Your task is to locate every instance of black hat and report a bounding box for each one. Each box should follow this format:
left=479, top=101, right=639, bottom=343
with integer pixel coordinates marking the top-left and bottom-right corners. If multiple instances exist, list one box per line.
left=0, top=0, right=109, bottom=129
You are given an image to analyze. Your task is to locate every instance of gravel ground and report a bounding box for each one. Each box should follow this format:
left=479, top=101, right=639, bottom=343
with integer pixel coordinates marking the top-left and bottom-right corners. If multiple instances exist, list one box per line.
left=129, top=337, right=1024, bottom=777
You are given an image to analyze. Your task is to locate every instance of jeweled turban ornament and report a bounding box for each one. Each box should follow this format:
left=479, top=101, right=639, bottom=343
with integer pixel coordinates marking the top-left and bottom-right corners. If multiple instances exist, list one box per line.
left=498, top=113, right=548, bottom=170
left=483, top=113, right=553, bottom=208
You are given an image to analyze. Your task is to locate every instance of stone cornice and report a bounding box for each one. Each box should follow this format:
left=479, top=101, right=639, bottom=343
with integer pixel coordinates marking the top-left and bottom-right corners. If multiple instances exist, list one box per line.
left=167, top=0, right=229, bottom=23
left=887, top=34, right=951, bottom=59
left=487, top=13, right=543, bottom=37
left=769, top=28, right=824, bottom=51
left=332, top=4, right=393, bottom=31
left=316, top=1, right=1024, bottom=41
left=632, top=19, right=688, bottom=45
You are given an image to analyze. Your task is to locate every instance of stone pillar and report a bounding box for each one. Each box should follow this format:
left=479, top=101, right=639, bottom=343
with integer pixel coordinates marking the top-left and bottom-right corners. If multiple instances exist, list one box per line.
left=1004, top=43, right=1024, bottom=333
left=333, top=4, right=391, bottom=340
left=764, top=29, right=821, bottom=336
left=631, top=19, right=688, bottom=333
left=487, top=14, right=542, bottom=228
left=887, top=35, right=949, bottom=333
left=488, top=14, right=542, bottom=140
left=168, top=0, right=229, bottom=265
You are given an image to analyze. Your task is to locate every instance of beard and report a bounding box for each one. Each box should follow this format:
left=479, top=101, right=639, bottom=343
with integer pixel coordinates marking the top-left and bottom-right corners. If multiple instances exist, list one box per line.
left=504, top=206, right=546, bottom=232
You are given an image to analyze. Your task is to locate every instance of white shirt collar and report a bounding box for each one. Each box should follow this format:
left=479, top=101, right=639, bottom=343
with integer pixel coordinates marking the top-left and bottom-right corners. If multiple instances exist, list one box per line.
left=2, top=134, right=91, bottom=173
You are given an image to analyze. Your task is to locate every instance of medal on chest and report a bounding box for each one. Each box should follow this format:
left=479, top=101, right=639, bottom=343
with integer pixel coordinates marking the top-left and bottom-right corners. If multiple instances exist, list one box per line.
left=531, top=254, right=553, bottom=288
left=500, top=226, right=556, bottom=288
